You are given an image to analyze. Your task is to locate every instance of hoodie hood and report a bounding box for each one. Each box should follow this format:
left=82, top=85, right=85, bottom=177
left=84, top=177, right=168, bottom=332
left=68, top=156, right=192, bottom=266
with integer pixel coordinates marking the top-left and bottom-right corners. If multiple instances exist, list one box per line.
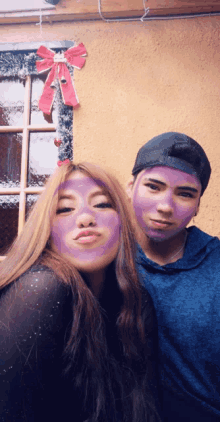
left=136, top=226, right=220, bottom=273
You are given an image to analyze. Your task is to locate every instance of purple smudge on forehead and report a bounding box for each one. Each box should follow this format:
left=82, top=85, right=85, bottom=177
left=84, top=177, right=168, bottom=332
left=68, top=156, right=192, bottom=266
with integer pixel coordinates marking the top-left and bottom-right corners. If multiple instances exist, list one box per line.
left=54, top=177, right=108, bottom=197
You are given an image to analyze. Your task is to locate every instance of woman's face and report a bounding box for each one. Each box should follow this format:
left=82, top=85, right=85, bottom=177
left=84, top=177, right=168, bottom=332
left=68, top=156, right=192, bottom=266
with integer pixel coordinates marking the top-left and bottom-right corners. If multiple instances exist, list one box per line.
left=51, top=171, right=120, bottom=273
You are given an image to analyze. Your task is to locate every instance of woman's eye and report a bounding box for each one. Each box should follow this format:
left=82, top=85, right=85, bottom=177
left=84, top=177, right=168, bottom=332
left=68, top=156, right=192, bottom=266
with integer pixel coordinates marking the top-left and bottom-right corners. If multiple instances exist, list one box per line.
left=94, top=202, right=112, bottom=209
left=56, top=207, right=74, bottom=214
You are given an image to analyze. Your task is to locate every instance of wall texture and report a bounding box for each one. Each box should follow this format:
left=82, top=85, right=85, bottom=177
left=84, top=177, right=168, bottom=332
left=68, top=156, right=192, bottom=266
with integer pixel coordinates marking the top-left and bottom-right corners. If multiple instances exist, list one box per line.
left=0, top=15, right=220, bottom=235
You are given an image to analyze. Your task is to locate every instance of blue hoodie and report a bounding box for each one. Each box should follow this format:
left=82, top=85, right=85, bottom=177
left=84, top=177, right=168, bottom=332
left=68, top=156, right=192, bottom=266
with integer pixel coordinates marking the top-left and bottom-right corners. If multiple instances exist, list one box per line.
left=136, top=226, right=220, bottom=421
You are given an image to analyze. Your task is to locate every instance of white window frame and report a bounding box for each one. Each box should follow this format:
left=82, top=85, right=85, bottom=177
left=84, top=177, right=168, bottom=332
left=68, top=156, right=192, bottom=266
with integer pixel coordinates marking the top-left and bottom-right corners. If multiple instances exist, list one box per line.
left=0, top=41, right=74, bottom=261
left=0, top=75, right=56, bottom=261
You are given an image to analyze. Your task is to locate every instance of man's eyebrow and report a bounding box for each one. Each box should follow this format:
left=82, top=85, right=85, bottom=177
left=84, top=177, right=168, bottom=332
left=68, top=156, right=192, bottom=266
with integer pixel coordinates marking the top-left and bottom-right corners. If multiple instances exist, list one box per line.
left=177, top=186, right=199, bottom=193
left=145, top=178, right=166, bottom=186
left=144, top=178, right=199, bottom=193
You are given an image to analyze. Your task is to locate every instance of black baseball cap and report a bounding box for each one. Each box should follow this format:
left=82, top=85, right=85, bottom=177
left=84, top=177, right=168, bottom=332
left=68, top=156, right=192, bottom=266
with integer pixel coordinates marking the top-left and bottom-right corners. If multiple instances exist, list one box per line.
left=132, top=132, right=211, bottom=195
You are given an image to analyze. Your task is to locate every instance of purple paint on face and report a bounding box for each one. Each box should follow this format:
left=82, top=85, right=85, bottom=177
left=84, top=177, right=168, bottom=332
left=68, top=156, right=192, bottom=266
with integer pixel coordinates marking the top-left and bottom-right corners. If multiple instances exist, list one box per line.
left=132, top=166, right=201, bottom=242
left=51, top=173, right=120, bottom=272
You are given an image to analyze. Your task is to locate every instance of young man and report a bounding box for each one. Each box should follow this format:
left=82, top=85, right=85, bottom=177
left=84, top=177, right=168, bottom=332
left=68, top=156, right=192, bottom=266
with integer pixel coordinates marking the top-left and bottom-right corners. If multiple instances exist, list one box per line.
left=127, top=132, right=220, bottom=421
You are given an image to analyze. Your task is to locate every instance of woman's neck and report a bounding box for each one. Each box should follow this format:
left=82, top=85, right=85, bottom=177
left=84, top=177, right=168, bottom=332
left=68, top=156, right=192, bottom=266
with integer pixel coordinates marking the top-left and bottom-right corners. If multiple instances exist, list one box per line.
left=83, top=269, right=106, bottom=298
left=141, top=229, right=188, bottom=266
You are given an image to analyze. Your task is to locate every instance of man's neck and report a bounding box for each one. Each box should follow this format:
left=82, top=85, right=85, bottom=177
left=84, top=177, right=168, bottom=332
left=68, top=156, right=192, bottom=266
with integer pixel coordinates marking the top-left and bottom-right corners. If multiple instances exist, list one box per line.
left=139, top=229, right=187, bottom=266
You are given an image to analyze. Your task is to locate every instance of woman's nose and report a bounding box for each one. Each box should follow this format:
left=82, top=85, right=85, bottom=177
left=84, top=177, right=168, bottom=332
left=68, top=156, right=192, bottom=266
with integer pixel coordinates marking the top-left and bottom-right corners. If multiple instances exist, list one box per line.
left=76, top=212, right=96, bottom=228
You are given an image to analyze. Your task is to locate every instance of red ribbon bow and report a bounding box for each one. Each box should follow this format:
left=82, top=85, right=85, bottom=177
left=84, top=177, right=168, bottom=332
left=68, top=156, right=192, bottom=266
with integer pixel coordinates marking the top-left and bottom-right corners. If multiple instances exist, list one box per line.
left=57, top=159, right=71, bottom=167
left=36, top=43, right=87, bottom=115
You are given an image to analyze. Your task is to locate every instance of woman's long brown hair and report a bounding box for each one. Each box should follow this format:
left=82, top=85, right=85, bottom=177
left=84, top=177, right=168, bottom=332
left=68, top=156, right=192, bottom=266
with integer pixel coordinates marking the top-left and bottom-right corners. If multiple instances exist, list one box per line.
left=0, top=162, right=157, bottom=421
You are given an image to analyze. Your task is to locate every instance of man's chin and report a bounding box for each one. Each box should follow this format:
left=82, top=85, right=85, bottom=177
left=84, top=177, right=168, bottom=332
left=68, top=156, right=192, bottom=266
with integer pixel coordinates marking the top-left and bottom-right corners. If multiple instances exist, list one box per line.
left=136, top=223, right=178, bottom=244
left=146, top=233, right=168, bottom=243
left=145, top=227, right=175, bottom=243
left=146, top=227, right=185, bottom=243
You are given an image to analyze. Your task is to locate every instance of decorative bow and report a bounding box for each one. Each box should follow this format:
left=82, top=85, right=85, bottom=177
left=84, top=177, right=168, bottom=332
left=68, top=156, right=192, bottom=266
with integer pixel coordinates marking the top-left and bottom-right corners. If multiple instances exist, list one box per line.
left=36, top=43, right=87, bottom=115
left=57, top=159, right=70, bottom=167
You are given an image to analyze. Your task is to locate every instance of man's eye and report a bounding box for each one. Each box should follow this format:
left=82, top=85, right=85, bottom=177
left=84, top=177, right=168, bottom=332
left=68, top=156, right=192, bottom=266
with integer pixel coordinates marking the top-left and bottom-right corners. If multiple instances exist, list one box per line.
left=145, top=183, right=159, bottom=191
left=56, top=207, right=74, bottom=214
left=179, top=192, right=194, bottom=198
left=94, top=202, right=112, bottom=209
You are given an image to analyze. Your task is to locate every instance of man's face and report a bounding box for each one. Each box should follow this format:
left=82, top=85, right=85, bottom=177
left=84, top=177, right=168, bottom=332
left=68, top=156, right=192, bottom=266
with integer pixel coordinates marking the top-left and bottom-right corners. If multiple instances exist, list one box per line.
left=129, top=166, right=201, bottom=242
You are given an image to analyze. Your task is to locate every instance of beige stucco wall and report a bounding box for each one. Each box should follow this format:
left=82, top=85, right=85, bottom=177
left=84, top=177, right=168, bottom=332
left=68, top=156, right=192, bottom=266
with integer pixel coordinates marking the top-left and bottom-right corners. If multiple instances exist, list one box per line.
left=1, top=15, right=220, bottom=235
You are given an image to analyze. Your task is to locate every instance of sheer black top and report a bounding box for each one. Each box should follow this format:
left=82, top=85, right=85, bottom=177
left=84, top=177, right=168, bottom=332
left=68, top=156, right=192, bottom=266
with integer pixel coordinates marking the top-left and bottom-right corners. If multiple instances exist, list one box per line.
left=0, top=265, right=161, bottom=421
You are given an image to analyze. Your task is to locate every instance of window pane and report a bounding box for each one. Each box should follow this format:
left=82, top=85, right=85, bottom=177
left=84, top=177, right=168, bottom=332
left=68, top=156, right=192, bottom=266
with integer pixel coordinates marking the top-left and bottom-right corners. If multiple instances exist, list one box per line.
left=0, top=79, right=25, bottom=126
left=0, top=195, right=19, bottom=255
left=31, top=76, right=58, bottom=125
left=0, top=0, right=54, bottom=12
left=28, top=132, right=58, bottom=187
left=0, top=133, right=22, bottom=188
left=26, top=194, right=39, bottom=218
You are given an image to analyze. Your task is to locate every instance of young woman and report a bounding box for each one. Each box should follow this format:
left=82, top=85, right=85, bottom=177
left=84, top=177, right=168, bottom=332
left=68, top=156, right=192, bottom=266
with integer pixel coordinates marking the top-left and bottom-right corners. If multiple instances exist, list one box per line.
left=0, top=162, right=161, bottom=422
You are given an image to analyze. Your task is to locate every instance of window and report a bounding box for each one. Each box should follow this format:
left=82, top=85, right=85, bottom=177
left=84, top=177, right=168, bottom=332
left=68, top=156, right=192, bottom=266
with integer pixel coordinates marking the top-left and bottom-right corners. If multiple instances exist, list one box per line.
left=0, top=0, right=55, bottom=12
left=0, top=41, right=74, bottom=261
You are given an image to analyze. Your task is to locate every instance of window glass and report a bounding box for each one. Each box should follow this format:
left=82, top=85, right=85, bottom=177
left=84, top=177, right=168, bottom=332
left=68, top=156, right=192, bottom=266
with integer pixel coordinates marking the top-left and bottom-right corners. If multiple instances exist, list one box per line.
left=0, top=133, right=22, bottom=188
left=0, top=0, right=55, bottom=12
left=0, top=79, right=25, bottom=126
left=0, top=195, right=19, bottom=255
left=26, top=194, right=40, bottom=218
left=28, top=131, right=58, bottom=187
left=31, top=76, right=58, bottom=125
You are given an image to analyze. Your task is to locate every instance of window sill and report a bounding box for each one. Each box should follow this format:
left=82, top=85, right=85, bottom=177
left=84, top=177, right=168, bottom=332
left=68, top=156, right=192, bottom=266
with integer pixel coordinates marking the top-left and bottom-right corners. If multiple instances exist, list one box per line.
left=0, top=0, right=219, bottom=25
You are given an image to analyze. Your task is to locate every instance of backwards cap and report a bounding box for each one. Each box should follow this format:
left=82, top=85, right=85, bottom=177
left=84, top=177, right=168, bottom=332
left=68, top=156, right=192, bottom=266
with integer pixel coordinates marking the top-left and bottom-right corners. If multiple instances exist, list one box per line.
left=132, top=132, right=211, bottom=195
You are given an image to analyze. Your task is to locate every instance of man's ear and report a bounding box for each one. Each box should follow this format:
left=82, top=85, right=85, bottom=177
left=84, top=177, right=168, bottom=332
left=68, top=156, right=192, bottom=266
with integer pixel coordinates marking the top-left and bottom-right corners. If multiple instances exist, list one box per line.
left=126, top=176, right=135, bottom=200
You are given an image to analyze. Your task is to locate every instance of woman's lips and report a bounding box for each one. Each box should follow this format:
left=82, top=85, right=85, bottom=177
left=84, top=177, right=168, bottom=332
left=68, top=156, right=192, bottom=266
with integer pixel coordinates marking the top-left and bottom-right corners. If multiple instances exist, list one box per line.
left=151, top=219, right=173, bottom=229
left=76, top=234, right=100, bottom=244
left=74, top=230, right=100, bottom=244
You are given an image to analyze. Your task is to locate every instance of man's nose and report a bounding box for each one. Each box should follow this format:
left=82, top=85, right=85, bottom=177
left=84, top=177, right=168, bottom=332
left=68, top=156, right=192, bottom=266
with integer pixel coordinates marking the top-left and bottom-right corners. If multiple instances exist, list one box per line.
left=157, top=192, right=174, bottom=214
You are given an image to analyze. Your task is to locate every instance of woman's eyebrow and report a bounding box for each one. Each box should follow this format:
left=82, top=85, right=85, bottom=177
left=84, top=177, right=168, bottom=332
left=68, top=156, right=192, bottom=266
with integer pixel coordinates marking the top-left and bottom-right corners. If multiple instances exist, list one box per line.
left=89, top=191, right=106, bottom=199
left=58, top=190, right=105, bottom=201
left=58, top=194, right=75, bottom=200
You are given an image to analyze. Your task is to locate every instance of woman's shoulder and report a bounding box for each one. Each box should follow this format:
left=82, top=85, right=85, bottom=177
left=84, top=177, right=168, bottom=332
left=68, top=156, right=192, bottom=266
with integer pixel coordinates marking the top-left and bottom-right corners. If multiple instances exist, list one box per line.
left=17, top=263, right=70, bottom=290
left=20, top=263, right=62, bottom=279
left=0, top=263, right=73, bottom=353
left=0, top=264, right=72, bottom=314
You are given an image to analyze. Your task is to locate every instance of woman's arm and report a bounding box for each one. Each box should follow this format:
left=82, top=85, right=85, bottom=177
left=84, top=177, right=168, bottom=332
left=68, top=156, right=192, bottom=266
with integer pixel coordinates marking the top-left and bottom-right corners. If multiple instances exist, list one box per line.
left=0, top=266, right=72, bottom=422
